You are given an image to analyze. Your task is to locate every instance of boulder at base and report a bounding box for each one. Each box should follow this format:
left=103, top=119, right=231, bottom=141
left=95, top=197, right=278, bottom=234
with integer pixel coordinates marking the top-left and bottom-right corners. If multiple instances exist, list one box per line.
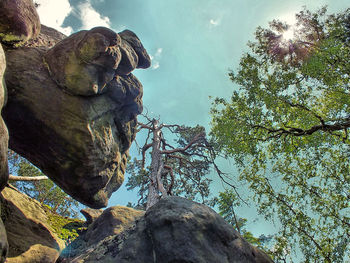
left=0, top=186, right=65, bottom=263
left=61, top=197, right=273, bottom=263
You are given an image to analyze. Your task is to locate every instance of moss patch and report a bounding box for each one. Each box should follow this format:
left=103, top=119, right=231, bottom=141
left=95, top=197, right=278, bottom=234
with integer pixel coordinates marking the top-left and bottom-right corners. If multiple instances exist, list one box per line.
left=43, top=205, right=86, bottom=243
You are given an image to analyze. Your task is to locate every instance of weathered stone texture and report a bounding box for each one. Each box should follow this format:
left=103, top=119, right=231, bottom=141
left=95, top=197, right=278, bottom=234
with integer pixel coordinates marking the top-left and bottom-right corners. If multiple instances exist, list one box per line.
left=0, top=218, right=8, bottom=263
left=2, top=26, right=150, bottom=208
left=62, top=197, right=273, bottom=263
left=0, top=44, right=8, bottom=192
left=0, top=186, right=65, bottom=263
left=0, top=0, right=41, bottom=45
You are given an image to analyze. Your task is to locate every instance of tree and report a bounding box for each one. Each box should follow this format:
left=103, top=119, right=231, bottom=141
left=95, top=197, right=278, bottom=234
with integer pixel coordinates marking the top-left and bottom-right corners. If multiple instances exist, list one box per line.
left=211, top=7, right=349, bottom=263
left=126, top=115, right=223, bottom=210
left=8, top=150, right=80, bottom=218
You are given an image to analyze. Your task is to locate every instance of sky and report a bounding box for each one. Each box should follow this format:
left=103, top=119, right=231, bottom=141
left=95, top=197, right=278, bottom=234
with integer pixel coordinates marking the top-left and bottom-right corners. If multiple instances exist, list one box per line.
left=35, top=0, right=349, bottom=237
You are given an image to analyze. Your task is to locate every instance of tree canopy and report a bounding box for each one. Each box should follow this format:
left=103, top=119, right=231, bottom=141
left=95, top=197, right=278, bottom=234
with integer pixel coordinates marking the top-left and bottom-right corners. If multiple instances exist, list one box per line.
left=211, top=7, right=350, bottom=262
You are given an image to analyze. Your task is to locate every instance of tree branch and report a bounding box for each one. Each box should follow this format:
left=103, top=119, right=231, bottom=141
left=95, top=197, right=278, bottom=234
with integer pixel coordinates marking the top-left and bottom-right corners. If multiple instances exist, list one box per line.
left=160, top=133, right=204, bottom=154
left=9, top=174, right=49, bottom=181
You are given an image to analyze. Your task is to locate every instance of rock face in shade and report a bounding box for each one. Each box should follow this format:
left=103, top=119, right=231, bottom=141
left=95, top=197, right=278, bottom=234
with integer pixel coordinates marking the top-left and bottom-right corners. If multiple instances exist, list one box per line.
left=60, top=206, right=144, bottom=261
left=61, top=197, right=273, bottom=263
left=0, top=218, right=8, bottom=263
left=80, top=208, right=104, bottom=226
left=2, top=26, right=151, bottom=208
left=0, top=0, right=40, bottom=45
left=0, top=44, right=8, bottom=192
left=119, top=30, right=152, bottom=69
left=0, top=186, right=65, bottom=263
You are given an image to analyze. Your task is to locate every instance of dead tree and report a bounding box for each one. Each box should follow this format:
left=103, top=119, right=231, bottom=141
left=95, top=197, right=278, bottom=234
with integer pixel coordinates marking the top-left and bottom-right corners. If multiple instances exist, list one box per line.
left=129, top=115, right=226, bottom=210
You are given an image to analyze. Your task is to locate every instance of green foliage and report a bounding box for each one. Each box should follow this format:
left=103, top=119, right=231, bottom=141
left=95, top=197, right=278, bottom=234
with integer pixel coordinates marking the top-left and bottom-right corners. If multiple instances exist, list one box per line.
left=8, top=150, right=80, bottom=218
left=47, top=212, right=86, bottom=243
left=211, top=7, right=350, bottom=263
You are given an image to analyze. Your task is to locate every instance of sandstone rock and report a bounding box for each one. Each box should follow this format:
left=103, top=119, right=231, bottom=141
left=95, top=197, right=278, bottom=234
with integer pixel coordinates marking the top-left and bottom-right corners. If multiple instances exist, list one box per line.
left=0, top=186, right=65, bottom=263
left=116, top=40, right=139, bottom=76
left=0, top=44, right=8, bottom=191
left=80, top=208, right=104, bottom=226
left=0, top=0, right=41, bottom=45
left=44, top=27, right=122, bottom=96
left=61, top=206, right=144, bottom=261
left=83, top=206, right=144, bottom=247
left=0, top=218, right=8, bottom=263
left=119, top=30, right=151, bottom=69
left=2, top=26, right=148, bottom=208
left=24, top=24, right=66, bottom=48
left=62, top=197, right=273, bottom=263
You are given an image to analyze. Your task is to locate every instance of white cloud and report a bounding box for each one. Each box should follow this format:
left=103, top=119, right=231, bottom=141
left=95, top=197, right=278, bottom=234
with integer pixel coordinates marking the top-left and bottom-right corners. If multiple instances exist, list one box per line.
left=155, top=48, right=163, bottom=56
left=209, top=18, right=221, bottom=27
left=152, top=61, right=160, bottom=70
left=35, top=0, right=73, bottom=35
left=77, top=2, right=111, bottom=30
left=150, top=48, right=163, bottom=70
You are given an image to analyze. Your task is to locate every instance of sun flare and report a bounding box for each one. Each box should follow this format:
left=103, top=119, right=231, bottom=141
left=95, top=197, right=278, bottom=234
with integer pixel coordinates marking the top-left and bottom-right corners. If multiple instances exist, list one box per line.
left=282, top=27, right=295, bottom=41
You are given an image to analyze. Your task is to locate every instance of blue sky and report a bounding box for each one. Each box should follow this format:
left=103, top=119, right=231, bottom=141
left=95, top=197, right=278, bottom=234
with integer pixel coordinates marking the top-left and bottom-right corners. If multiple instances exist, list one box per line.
left=36, top=0, right=349, bottom=238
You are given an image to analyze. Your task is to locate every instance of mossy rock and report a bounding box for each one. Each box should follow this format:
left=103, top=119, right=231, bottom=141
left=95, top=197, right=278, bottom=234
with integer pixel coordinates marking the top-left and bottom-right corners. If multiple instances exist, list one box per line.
left=47, top=212, right=86, bottom=243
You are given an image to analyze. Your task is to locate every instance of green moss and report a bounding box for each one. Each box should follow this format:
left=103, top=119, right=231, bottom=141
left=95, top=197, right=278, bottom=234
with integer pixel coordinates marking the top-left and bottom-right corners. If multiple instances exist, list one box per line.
left=0, top=33, right=26, bottom=47
left=46, top=209, right=86, bottom=242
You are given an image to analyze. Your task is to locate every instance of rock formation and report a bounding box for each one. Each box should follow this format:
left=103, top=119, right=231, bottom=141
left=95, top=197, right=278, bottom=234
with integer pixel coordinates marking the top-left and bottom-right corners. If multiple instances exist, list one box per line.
left=0, top=1, right=275, bottom=263
left=0, top=186, right=65, bottom=263
left=80, top=208, right=104, bottom=226
left=0, top=44, right=8, bottom=192
left=0, top=0, right=41, bottom=45
left=1, top=0, right=151, bottom=208
left=0, top=218, right=7, bottom=263
left=60, top=197, right=273, bottom=263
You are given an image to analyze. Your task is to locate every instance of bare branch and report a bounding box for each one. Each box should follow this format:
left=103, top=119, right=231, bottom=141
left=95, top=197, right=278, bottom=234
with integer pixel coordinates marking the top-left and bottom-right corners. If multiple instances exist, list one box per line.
left=9, top=174, right=49, bottom=181
left=253, top=117, right=350, bottom=139
left=141, top=143, right=152, bottom=168
left=137, top=121, right=153, bottom=131
left=160, top=133, right=205, bottom=155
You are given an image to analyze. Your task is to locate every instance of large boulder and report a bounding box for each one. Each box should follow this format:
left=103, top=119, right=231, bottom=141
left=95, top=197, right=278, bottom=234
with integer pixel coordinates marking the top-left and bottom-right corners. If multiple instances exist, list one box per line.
left=2, top=26, right=150, bottom=208
left=0, top=186, right=65, bottom=263
left=60, top=206, right=144, bottom=261
left=0, top=44, right=8, bottom=191
left=61, top=197, right=273, bottom=263
left=0, top=0, right=41, bottom=45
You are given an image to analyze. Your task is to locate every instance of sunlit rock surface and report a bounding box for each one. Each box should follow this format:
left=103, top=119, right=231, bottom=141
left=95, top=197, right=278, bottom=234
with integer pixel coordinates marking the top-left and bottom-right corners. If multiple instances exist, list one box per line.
left=0, top=186, right=65, bottom=263
left=0, top=44, right=8, bottom=192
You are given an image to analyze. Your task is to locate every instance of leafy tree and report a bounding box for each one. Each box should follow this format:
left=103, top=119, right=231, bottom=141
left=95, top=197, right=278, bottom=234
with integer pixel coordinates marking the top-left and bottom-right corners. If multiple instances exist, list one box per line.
left=126, top=115, right=222, bottom=210
left=211, top=7, right=350, bottom=263
left=8, top=150, right=80, bottom=218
